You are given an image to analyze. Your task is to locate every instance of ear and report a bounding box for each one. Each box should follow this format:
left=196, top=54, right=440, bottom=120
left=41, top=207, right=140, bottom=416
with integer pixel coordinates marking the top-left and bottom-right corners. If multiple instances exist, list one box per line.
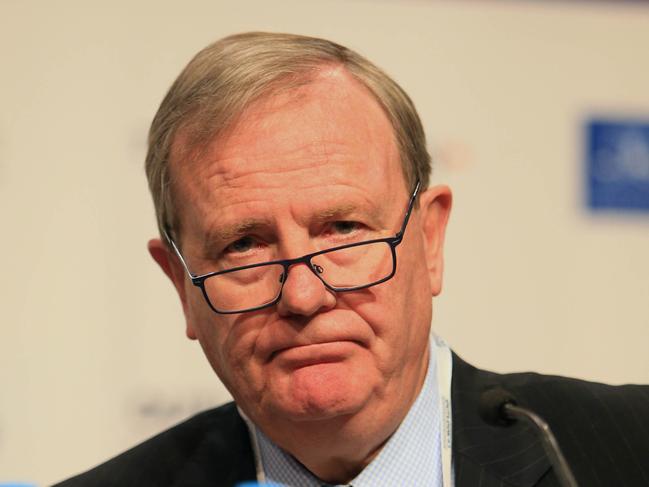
left=147, top=238, right=197, bottom=340
left=417, top=185, right=452, bottom=296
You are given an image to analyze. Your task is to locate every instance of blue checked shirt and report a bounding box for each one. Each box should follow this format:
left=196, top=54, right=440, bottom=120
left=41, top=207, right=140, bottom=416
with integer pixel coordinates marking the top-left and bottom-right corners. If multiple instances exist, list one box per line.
left=249, top=343, right=443, bottom=486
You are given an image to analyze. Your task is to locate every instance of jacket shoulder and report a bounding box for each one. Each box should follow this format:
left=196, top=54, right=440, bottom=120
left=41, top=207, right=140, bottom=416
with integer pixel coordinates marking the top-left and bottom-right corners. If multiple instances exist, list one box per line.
left=453, top=350, right=649, bottom=415
left=504, top=364, right=649, bottom=484
left=52, top=402, right=256, bottom=487
left=452, top=353, right=649, bottom=486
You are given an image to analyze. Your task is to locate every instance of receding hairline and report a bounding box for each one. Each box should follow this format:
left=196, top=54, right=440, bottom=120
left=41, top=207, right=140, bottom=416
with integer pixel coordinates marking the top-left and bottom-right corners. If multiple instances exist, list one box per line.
left=168, top=62, right=367, bottom=171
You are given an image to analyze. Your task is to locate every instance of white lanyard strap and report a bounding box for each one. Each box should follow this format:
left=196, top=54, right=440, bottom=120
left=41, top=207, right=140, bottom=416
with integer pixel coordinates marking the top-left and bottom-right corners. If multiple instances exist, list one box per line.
left=434, top=334, right=454, bottom=487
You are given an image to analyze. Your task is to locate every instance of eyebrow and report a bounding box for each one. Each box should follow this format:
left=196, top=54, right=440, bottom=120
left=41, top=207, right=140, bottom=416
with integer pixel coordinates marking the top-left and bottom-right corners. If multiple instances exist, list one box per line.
left=312, top=203, right=358, bottom=224
left=202, top=217, right=273, bottom=252
left=313, top=201, right=385, bottom=231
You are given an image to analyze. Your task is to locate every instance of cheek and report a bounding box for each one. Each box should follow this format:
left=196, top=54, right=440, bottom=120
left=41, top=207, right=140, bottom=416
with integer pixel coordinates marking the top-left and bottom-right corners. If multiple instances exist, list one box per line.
left=184, top=295, right=240, bottom=382
left=191, top=306, right=271, bottom=397
left=399, top=223, right=434, bottom=305
left=339, top=284, right=413, bottom=368
left=354, top=238, right=432, bottom=360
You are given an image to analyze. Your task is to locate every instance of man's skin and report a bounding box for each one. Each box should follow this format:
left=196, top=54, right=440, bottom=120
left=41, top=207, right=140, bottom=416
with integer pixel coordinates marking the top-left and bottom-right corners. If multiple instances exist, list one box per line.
left=148, top=65, right=452, bottom=483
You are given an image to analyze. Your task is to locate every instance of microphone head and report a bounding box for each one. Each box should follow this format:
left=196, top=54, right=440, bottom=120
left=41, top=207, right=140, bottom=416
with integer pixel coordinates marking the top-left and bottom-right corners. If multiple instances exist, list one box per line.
left=478, top=387, right=518, bottom=427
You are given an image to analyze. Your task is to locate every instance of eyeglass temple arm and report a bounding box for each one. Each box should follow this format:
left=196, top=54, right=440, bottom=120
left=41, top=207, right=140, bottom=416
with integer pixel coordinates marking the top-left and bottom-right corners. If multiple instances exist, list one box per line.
left=163, top=230, right=198, bottom=279
left=394, top=179, right=421, bottom=243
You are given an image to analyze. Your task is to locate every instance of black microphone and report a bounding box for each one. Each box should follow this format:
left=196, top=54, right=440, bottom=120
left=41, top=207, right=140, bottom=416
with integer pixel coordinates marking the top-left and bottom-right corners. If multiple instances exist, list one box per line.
left=479, top=387, right=579, bottom=487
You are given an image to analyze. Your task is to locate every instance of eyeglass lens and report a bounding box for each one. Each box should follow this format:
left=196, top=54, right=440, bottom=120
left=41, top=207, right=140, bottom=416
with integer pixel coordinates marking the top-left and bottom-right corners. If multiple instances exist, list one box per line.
left=203, top=241, right=394, bottom=312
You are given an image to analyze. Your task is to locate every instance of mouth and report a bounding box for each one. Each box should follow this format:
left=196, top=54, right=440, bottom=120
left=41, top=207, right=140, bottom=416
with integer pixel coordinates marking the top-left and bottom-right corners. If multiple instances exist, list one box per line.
left=270, top=340, right=361, bottom=368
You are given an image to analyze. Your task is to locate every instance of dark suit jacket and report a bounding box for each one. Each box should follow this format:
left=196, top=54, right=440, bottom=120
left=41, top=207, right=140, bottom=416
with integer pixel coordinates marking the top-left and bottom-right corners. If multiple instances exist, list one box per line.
left=54, top=353, right=649, bottom=486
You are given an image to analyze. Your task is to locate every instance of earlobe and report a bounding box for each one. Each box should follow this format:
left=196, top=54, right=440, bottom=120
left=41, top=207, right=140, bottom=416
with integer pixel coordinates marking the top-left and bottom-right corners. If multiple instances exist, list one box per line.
left=418, top=185, right=452, bottom=296
left=147, top=238, right=197, bottom=340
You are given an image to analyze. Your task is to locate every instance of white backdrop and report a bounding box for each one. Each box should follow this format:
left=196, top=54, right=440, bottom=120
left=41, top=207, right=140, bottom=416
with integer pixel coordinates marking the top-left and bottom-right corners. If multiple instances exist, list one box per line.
left=1, top=1, right=648, bottom=485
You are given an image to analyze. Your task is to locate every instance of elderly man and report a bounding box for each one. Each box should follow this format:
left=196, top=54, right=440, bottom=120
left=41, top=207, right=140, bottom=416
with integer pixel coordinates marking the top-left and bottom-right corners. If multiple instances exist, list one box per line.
left=56, top=33, right=648, bottom=487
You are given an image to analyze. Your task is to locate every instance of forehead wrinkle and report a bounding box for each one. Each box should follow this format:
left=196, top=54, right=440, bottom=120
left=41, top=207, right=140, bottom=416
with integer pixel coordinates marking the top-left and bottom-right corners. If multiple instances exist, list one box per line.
left=202, top=140, right=351, bottom=190
left=197, top=86, right=382, bottom=186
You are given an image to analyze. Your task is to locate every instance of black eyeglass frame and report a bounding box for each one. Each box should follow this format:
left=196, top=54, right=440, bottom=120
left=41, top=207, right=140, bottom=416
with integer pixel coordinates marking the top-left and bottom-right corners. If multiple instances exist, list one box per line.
left=166, top=180, right=421, bottom=314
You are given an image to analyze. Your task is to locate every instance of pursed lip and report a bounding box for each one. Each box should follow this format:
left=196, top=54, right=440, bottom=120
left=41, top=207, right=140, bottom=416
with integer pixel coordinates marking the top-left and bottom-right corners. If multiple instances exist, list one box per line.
left=269, top=340, right=362, bottom=367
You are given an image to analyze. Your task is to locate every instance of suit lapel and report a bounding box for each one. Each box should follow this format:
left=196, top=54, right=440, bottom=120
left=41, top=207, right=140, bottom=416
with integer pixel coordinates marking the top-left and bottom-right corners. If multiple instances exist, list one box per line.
left=451, top=353, right=552, bottom=487
left=170, top=403, right=257, bottom=487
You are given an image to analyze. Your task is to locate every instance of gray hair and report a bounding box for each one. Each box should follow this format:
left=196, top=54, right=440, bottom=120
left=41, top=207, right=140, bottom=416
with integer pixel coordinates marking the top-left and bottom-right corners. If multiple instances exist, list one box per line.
left=145, top=32, right=432, bottom=239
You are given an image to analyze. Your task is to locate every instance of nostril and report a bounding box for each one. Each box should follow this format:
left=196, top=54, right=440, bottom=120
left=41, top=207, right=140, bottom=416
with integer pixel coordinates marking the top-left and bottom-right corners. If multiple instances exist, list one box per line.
left=275, top=263, right=336, bottom=317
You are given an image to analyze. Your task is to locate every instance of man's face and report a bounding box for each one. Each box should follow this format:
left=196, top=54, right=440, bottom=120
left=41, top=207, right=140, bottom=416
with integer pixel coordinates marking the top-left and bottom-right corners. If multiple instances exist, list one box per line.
left=151, top=67, right=451, bottom=434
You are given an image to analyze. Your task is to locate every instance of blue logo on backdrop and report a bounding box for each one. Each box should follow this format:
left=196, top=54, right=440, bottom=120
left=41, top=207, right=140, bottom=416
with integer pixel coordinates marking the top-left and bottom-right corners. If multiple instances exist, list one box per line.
left=587, top=118, right=649, bottom=211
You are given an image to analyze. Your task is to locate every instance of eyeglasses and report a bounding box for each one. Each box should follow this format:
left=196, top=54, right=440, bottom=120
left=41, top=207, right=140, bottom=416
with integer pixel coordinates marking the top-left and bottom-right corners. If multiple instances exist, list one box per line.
left=166, top=180, right=421, bottom=314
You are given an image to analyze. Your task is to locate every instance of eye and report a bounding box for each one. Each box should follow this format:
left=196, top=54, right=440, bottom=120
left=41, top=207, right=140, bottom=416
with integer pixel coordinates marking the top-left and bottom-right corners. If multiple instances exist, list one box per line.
left=331, top=221, right=360, bottom=235
left=225, top=236, right=256, bottom=254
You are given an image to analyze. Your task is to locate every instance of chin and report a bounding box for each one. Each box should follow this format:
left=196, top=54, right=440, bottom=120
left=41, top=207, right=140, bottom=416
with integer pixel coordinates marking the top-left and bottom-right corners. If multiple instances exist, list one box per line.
left=272, top=362, right=374, bottom=422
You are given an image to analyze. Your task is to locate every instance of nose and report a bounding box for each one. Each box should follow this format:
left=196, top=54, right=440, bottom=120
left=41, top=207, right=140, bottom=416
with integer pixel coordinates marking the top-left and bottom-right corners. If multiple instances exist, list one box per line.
left=276, top=262, right=336, bottom=317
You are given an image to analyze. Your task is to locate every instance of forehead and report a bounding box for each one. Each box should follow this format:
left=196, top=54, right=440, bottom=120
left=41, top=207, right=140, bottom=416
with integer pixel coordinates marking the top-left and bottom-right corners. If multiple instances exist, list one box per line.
left=170, top=67, right=406, bottom=236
